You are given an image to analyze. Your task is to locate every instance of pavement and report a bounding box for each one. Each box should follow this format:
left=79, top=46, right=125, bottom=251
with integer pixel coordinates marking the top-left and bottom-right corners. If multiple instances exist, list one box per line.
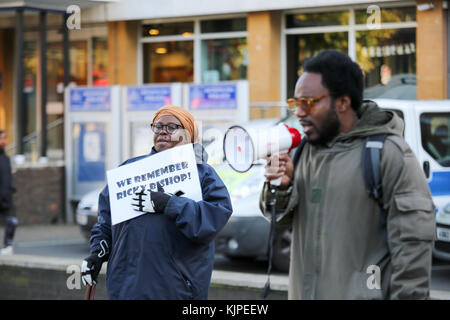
left=0, top=223, right=288, bottom=300
left=5, top=223, right=84, bottom=244
left=1, top=223, right=450, bottom=300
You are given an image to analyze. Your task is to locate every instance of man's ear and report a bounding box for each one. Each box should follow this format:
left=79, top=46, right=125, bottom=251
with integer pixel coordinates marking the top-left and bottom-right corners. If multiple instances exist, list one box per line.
left=335, top=95, right=352, bottom=113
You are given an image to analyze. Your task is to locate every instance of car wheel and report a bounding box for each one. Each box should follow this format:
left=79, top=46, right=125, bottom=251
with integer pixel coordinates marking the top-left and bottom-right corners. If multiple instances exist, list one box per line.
left=272, top=226, right=291, bottom=273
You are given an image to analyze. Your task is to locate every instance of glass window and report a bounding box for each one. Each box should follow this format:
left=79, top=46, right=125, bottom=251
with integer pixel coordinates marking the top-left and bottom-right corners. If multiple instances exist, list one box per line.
left=23, top=41, right=37, bottom=136
left=201, top=18, right=246, bottom=33
left=285, top=11, right=349, bottom=28
left=355, top=6, right=416, bottom=25
left=46, top=42, right=64, bottom=154
left=420, top=113, right=450, bottom=167
left=92, top=37, right=109, bottom=86
left=46, top=41, right=88, bottom=103
left=286, top=32, right=348, bottom=97
left=143, top=41, right=194, bottom=83
left=72, top=122, right=107, bottom=196
left=201, top=38, right=247, bottom=83
left=46, top=41, right=87, bottom=101
left=357, top=28, right=416, bottom=99
left=46, top=41, right=87, bottom=154
left=47, top=42, right=63, bottom=103
left=70, top=41, right=88, bottom=86
left=142, top=22, right=194, bottom=38
left=23, top=11, right=38, bottom=29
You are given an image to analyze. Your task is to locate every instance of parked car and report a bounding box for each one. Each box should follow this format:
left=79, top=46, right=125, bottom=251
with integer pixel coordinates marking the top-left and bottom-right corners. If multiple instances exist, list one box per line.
left=211, top=115, right=301, bottom=273
left=76, top=187, right=102, bottom=241
left=214, top=161, right=292, bottom=272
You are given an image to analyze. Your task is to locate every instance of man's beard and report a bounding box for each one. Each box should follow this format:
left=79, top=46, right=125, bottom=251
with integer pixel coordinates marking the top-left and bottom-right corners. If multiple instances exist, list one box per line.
left=308, top=99, right=341, bottom=146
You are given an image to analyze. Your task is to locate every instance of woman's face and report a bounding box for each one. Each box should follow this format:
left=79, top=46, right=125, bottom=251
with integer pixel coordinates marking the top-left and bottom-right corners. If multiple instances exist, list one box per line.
left=152, top=115, right=188, bottom=152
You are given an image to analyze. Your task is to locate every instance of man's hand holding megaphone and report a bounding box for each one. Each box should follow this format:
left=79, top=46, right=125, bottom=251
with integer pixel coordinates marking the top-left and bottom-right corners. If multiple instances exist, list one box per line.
left=264, top=153, right=294, bottom=190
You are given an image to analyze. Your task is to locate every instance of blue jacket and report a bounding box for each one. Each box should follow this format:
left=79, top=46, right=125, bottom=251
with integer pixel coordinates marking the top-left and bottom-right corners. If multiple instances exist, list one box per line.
left=90, top=144, right=232, bottom=299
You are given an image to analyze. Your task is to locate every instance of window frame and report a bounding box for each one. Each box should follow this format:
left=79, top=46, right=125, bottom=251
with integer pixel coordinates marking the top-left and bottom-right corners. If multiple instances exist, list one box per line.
left=281, top=3, right=417, bottom=102
left=138, top=14, right=248, bottom=84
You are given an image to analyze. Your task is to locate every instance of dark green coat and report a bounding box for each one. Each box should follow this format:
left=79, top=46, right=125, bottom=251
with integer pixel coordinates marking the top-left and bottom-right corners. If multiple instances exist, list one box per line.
left=261, top=101, right=435, bottom=299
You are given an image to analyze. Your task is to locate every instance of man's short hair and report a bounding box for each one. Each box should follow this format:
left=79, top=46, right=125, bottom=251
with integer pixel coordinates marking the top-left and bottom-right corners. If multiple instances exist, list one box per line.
left=0, top=130, right=4, bottom=135
left=303, top=50, right=364, bottom=113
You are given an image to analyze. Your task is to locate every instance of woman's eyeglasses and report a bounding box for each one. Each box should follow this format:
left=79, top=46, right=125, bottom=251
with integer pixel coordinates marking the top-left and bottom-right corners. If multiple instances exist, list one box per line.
left=151, top=123, right=184, bottom=134
left=287, top=93, right=329, bottom=113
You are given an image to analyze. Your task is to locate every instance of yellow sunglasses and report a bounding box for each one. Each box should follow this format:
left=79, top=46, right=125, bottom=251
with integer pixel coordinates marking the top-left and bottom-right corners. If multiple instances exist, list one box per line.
left=287, top=93, right=329, bottom=113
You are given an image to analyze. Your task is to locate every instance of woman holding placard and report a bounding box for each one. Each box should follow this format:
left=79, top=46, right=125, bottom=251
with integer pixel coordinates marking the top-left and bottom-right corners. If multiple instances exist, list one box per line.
left=81, top=105, right=233, bottom=300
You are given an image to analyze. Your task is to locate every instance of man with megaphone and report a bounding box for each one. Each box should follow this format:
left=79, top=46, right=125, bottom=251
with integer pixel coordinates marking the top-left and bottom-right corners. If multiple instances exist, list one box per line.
left=260, top=50, right=435, bottom=300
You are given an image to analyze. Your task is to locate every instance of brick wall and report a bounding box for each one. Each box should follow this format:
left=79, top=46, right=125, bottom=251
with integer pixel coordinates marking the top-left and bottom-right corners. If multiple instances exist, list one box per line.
left=11, top=165, right=65, bottom=224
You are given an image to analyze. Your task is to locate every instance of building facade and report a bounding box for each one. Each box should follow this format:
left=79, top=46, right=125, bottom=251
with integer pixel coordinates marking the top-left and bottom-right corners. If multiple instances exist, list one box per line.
left=0, top=0, right=448, bottom=161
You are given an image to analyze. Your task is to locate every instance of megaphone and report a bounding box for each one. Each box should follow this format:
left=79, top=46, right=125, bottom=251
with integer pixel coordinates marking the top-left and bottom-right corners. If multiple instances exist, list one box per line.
left=223, top=123, right=301, bottom=173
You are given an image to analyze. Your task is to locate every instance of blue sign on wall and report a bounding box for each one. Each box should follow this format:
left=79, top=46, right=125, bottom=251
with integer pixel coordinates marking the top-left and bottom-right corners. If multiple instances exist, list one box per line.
left=70, top=88, right=111, bottom=111
left=189, top=84, right=237, bottom=110
left=127, top=86, right=172, bottom=111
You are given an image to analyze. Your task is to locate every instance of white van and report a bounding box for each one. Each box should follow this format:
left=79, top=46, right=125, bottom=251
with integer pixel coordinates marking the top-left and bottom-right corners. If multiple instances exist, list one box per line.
left=375, top=99, right=450, bottom=260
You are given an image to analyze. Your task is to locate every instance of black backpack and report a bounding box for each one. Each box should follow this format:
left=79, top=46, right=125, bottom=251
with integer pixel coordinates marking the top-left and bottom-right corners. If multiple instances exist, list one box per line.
left=293, top=134, right=389, bottom=244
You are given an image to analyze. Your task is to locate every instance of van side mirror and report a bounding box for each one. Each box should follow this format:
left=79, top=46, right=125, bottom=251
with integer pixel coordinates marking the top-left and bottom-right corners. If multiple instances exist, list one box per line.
left=423, top=161, right=430, bottom=179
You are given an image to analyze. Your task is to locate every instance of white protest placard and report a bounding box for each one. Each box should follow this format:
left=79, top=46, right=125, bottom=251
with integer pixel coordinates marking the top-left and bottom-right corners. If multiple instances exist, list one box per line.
left=107, top=143, right=203, bottom=225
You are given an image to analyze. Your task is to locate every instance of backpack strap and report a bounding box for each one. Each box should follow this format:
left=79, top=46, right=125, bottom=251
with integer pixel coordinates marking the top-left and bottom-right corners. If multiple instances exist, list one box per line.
left=362, top=134, right=389, bottom=249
